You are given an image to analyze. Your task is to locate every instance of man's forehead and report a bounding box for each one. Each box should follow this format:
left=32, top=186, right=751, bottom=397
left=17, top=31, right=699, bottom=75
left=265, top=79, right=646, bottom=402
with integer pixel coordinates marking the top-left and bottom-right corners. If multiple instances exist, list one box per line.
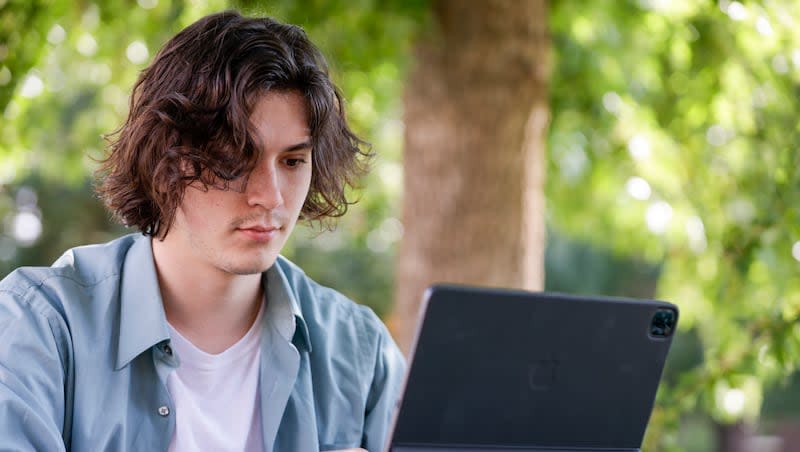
left=248, top=91, right=312, bottom=147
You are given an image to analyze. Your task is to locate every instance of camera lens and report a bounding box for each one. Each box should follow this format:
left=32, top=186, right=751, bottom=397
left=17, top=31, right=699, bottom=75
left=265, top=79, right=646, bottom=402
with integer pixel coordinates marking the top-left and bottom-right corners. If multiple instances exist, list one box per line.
left=650, top=309, right=676, bottom=338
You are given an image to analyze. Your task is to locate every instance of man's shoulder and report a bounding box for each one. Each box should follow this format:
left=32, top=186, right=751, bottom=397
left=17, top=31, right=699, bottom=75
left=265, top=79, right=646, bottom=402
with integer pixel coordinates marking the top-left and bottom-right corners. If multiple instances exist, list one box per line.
left=0, top=234, right=139, bottom=308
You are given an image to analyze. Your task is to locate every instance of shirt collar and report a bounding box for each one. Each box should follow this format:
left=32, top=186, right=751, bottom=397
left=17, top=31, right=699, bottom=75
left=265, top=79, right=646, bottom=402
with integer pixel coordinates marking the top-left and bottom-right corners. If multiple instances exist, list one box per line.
left=116, top=234, right=170, bottom=370
left=115, top=235, right=312, bottom=370
left=264, top=258, right=312, bottom=353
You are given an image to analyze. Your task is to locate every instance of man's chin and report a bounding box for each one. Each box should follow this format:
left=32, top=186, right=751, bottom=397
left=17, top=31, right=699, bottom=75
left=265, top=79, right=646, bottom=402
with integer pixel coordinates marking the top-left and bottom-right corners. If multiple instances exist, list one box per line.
left=229, top=267, right=269, bottom=276
left=224, top=258, right=277, bottom=276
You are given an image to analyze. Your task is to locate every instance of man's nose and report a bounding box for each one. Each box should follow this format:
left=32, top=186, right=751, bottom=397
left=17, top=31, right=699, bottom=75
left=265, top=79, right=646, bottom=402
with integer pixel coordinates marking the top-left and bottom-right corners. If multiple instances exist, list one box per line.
left=245, top=162, right=284, bottom=209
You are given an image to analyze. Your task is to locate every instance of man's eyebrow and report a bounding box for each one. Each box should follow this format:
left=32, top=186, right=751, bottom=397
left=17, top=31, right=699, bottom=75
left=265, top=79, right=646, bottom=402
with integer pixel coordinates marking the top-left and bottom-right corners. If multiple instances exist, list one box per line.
left=283, top=140, right=313, bottom=152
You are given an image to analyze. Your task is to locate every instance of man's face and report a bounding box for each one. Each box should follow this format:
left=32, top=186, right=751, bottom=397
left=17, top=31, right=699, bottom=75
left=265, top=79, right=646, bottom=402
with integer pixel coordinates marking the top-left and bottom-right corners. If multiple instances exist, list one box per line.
left=167, top=90, right=312, bottom=275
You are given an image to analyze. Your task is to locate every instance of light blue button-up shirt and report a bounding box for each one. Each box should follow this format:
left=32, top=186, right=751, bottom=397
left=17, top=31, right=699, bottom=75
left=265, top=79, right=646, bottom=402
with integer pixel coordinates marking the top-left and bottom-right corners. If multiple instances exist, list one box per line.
left=0, top=234, right=406, bottom=451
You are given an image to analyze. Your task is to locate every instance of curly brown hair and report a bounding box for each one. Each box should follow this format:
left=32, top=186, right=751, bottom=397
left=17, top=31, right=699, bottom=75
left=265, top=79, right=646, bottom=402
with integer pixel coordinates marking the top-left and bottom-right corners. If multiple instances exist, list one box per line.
left=96, top=10, right=370, bottom=238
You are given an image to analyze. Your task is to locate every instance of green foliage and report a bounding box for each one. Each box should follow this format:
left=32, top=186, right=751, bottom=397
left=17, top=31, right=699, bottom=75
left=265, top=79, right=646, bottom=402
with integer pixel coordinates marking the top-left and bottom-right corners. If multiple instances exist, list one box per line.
left=0, top=0, right=67, bottom=111
left=550, top=0, right=800, bottom=448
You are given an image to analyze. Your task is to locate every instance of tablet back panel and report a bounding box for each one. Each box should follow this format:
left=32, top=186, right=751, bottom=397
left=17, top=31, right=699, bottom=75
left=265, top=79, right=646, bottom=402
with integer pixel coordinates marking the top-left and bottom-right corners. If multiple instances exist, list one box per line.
left=388, top=285, right=678, bottom=452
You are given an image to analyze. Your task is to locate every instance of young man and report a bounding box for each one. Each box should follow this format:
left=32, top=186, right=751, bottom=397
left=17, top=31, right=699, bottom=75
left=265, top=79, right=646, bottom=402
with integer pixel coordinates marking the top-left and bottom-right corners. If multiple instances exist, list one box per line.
left=0, top=11, right=405, bottom=452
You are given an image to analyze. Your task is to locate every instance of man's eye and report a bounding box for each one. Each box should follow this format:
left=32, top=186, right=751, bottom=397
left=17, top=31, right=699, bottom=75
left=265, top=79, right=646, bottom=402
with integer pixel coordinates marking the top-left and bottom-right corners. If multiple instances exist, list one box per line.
left=285, top=158, right=307, bottom=167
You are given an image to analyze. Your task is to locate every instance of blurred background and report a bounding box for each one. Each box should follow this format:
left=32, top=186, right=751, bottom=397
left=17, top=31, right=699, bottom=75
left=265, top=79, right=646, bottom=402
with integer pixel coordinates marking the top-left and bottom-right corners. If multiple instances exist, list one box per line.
left=2, top=0, right=800, bottom=450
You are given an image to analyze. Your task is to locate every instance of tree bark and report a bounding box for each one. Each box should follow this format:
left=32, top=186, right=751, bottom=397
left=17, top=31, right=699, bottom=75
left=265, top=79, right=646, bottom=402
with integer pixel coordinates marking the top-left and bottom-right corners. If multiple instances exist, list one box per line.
left=391, top=0, right=551, bottom=353
left=715, top=422, right=753, bottom=452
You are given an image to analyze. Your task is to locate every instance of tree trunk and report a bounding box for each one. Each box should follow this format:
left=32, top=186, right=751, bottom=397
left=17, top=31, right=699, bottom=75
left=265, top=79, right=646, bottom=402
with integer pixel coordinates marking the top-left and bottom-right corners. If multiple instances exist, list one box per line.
left=391, top=0, right=551, bottom=353
left=715, top=422, right=753, bottom=452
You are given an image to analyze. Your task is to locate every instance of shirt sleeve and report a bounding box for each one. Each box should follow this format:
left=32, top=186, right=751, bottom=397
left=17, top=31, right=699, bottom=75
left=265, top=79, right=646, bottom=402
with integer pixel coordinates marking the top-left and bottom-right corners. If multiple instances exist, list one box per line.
left=0, top=289, right=70, bottom=452
left=361, top=313, right=407, bottom=452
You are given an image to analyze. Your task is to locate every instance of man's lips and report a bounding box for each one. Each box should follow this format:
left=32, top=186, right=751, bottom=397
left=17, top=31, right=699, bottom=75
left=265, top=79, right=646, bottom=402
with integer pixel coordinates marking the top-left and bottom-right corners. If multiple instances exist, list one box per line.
left=236, top=225, right=281, bottom=242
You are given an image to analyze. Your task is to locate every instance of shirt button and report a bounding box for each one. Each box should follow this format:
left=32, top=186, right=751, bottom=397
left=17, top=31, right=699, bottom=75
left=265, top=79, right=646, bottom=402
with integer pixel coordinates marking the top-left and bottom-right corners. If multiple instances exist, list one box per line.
left=162, top=344, right=172, bottom=356
left=158, top=406, right=170, bottom=417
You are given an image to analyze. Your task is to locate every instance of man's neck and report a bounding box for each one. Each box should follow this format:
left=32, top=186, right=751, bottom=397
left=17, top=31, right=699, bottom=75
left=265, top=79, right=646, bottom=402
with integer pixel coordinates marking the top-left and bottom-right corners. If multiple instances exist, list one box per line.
left=151, top=238, right=263, bottom=354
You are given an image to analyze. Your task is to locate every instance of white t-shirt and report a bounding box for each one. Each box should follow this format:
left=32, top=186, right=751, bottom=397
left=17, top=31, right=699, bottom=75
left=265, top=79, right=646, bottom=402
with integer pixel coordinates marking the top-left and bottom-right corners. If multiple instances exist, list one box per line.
left=166, top=304, right=265, bottom=452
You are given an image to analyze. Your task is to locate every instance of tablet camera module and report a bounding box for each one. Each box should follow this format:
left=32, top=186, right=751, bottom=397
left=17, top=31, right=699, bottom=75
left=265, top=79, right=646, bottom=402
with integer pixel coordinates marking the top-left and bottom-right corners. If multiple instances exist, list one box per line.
left=650, top=309, right=677, bottom=338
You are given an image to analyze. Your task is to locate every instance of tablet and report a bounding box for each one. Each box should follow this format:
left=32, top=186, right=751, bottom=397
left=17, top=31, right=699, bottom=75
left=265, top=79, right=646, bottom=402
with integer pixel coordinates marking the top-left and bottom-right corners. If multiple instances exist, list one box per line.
left=384, top=284, right=678, bottom=452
